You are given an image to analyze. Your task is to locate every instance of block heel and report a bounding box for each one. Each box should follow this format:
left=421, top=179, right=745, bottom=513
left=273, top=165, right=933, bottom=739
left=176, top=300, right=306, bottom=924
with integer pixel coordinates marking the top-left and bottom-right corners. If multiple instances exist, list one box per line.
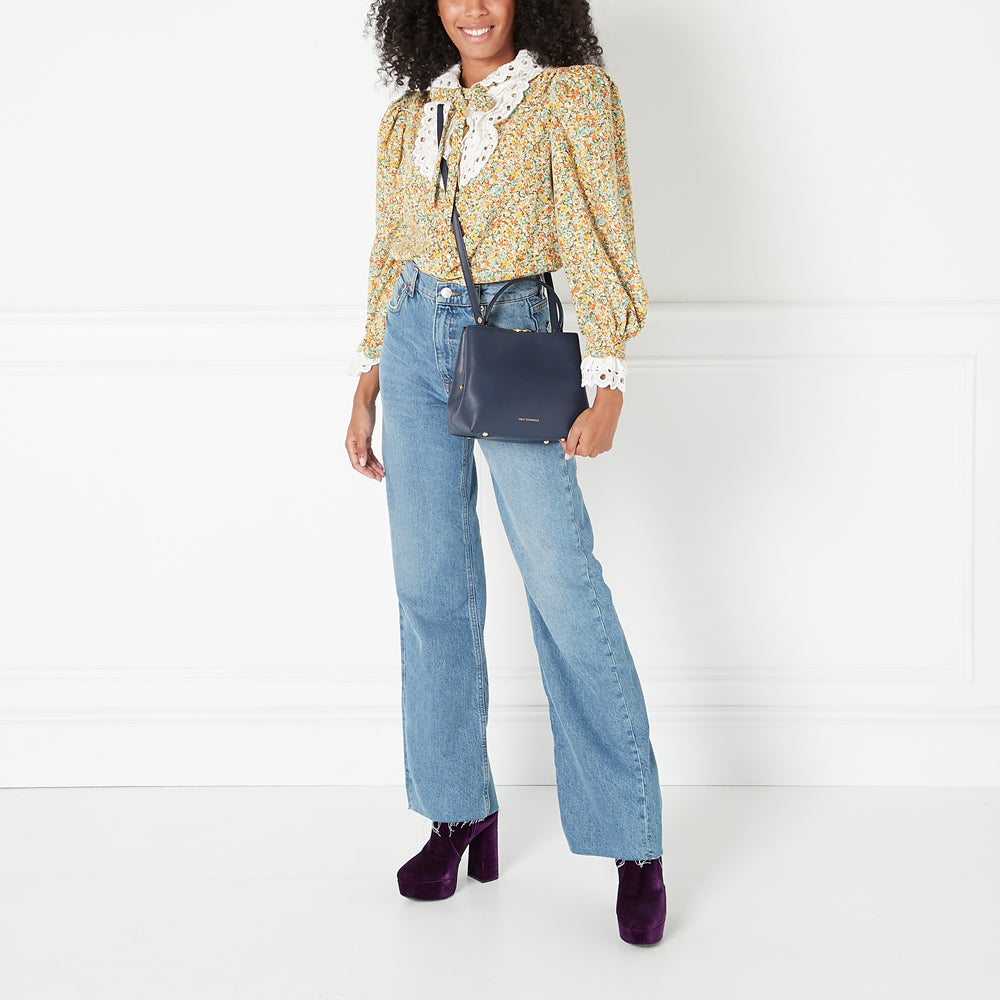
left=466, top=813, right=499, bottom=882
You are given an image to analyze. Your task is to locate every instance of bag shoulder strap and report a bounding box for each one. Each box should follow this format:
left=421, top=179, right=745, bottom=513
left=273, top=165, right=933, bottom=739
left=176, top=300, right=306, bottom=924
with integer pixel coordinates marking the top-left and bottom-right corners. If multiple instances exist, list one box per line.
left=436, top=103, right=563, bottom=332
left=438, top=104, right=484, bottom=323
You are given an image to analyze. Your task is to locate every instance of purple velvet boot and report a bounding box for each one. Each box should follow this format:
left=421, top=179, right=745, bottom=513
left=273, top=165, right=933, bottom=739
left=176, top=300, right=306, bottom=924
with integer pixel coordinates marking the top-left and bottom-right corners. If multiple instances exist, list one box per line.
left=397, top=811, right=499, bottom=900
left=615, top=857, right=667, bottom=945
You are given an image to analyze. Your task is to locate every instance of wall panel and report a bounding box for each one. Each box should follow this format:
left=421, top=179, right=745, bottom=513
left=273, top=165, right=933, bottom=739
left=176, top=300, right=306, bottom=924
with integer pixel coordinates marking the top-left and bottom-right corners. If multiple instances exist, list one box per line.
left=2, top=306, right=998, bottom=785
left=2, top=1, right=998, bottom=785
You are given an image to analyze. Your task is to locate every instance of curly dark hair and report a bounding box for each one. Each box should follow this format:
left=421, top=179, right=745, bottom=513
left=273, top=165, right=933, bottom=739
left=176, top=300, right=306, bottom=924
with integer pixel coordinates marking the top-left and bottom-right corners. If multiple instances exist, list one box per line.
left=366, top=0, right=604, bottom=92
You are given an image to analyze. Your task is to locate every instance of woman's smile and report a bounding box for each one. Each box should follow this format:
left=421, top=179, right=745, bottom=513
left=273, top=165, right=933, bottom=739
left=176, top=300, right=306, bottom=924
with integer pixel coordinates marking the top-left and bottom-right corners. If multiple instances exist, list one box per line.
left=460, top=26, right=494, bottom=40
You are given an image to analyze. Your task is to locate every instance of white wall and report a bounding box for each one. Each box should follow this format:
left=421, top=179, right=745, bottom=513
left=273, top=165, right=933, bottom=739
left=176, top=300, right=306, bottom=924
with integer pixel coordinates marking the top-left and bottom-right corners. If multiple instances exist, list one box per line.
left=2, top=1, right=998, bottom=786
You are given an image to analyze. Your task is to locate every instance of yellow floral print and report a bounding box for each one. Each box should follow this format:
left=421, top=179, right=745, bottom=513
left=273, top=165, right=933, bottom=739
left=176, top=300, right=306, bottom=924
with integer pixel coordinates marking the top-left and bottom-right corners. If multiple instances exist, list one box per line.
left=358, top=62, right=648, bottom=372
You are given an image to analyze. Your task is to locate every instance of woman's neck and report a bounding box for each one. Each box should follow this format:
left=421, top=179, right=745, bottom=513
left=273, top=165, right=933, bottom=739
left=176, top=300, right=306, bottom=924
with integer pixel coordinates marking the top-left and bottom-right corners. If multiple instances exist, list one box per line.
left=459, top=47, right=516, bottom=88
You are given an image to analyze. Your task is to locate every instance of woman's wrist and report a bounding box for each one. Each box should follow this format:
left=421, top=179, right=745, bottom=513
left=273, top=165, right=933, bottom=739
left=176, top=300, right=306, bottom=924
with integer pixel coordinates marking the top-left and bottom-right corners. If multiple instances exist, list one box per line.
left=354, top=367, right=381, bottom=407
left=592, top=385, right=624, bottom=411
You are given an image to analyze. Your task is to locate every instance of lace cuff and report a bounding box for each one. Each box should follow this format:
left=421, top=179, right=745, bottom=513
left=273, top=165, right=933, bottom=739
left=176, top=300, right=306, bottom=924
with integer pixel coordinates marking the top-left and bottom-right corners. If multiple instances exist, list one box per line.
left=348, top=350, right=380, bottom=377
left=581, top=355, right=627, bottom=392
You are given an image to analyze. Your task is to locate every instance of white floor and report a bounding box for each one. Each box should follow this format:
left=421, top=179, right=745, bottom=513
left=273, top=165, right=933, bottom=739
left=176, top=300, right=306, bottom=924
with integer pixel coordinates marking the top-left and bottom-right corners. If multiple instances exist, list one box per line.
left=1, top=785, right=998, bottom=1000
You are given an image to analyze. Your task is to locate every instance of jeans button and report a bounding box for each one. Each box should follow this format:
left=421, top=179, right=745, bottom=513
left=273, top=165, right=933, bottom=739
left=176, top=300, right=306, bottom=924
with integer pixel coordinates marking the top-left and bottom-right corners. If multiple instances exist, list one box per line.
left=439, top=287, right=453, bottom=298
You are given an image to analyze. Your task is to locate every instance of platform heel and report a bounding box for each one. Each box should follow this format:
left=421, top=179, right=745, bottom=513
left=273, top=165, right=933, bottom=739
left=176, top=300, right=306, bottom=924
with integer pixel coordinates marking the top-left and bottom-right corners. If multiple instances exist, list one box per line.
left=615, top=857, right=667, bottom=946
left=397, top=811, right=499, bottom=900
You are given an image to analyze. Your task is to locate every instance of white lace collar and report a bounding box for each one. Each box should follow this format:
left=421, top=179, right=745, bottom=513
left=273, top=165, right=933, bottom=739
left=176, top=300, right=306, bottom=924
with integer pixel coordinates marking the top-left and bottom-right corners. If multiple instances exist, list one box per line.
left=413, top=49, right=544, bottom=189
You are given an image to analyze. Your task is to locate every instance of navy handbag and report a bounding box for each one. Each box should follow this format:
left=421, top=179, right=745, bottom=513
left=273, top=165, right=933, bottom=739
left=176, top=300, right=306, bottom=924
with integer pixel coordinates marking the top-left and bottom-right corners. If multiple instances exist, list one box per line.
left=435, top=107, right=590, bottom=443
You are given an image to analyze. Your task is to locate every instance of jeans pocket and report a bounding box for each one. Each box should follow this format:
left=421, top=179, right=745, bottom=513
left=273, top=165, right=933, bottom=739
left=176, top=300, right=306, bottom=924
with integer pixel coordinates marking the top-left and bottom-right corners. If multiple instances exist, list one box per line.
left=529, top=291, right=552, bottom=332
left=485, top=280, right=551, bottom=333
left=386, top=272, right=412, bottom=315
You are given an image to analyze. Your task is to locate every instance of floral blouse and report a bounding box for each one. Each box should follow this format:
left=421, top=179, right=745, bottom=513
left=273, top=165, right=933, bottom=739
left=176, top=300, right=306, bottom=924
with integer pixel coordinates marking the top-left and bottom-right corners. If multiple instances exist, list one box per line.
left=353, top=50, right=648, bottom=391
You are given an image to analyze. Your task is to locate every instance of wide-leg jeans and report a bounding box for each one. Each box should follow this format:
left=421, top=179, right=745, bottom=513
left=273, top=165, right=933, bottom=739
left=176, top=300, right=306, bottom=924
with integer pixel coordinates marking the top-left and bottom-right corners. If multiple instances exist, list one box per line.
left=378, top=261, right=662, bottom=860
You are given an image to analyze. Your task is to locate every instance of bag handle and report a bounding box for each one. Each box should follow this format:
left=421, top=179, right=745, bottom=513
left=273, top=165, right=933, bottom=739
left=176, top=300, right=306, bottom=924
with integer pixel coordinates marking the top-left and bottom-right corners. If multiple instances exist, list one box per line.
left=480, top=274, right=565, bottom=334
left=436, top=104, right=564, bottom=332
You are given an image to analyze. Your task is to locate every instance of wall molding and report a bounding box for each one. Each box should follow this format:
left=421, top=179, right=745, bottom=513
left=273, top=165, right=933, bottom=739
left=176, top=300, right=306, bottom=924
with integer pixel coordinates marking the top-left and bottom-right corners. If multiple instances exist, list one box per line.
left=2, top=705, right=998, bottom=787
left=2, top=299, right=1000, bottom=325
left=0, top=353, right=981, bottom=373
left=3, top=704, right=998, bottom=726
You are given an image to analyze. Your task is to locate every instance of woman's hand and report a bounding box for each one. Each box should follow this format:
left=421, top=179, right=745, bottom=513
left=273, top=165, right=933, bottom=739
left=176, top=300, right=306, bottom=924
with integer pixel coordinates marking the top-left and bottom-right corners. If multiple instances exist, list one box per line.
left=345, top=368, right=385, bottom=482
left=561, top=386, right=623, bottom=459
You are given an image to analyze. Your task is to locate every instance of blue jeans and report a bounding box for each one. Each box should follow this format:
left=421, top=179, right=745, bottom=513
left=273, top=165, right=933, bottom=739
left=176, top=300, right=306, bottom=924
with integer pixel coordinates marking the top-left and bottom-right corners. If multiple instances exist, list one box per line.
left=379, top=261, right=662, bottom=860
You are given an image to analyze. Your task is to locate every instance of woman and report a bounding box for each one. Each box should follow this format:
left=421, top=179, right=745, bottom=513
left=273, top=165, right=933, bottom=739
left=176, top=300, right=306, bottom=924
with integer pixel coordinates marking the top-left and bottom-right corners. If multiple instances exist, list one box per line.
left=345, top=0, right=665, bottom=946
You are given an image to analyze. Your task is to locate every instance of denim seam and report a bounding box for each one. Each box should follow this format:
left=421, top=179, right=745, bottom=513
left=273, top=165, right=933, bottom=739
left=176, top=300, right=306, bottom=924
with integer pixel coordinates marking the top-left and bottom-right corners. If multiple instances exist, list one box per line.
left=562, top=458, right=652, bottom=860
left=461, top=438, right=492, bottom=819
left=399, top=602, right=415, bottom=805
left=432, top=299, right=448, bottom=385
left=387, top=264, right=418, bottom=314
left=403, top=261, right=418, bottom=295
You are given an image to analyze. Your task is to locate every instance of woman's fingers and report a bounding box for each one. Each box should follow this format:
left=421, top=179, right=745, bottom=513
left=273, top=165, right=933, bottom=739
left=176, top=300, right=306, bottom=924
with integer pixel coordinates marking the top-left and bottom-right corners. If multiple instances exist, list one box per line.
left=560, top=400, right=620, bottom=459
left=346, top=432, right=384, bottom=481
left=347, top=375, right=383, bottom=481
left=346, top=433, right=364, bottom=469
left=561, top=412, right=589, bottom=459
